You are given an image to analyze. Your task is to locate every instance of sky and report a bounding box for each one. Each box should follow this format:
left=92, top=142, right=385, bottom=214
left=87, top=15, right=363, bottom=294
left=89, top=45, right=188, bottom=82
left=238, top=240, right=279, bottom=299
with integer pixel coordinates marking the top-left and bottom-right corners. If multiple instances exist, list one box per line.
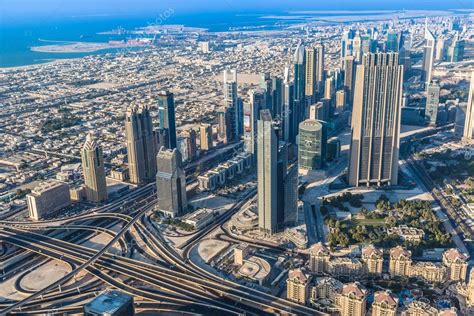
left=1, top=0, right=473, bottom=19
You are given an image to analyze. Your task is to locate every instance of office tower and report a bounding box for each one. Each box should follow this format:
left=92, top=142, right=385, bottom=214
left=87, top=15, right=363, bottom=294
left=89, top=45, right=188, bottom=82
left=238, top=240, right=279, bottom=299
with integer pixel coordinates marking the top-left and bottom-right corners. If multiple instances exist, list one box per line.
left=372, top=291, right=398, bottom=316
left=339, top=282, right=367, bottom=316
left=425, top=81, right=440, bottom=126
left=217, top=108, right=233, bottom=144
left=26, top=180, right=71, bottom=220
left=275, top=141, right=297, bottom=229
left=348, top=53, right=403, bottom=187
left=125, top=105, right=157, bottom=184
left=336, top=90, right=346, bottom=111
left=341, top=29, right=355, bottom=66
left=257, top=110, right=278, bottom=235
left=286, top=269, right=311, bottom=305
left=324, top=76, right=335, bottom=101
left=283, top=66, right=297, bottom=144
left=454, top=103, right=467, bottom=137
left=224, top=69, right=242, bottom=140
left=305, top=45, right=324, bottom=101
left=386, top=32, right=401, bottom=52
left=442, top=248, right=468, bottom=282
left=181, top=129, right=197, bottom=161
left=327, top=137, right=341, bottom=161
left=422, top=25, right=436, bottom=87
left=157, top=91, right=177, bottom=150
left=244, top=89, right=266, bottom=155
left=344, top=56, right=356, bottom=107
left=309, top=243, right=331, bottom=274
left=199, top=123, right=213, bottom=151
left=389, top=246, right=412, bottom=277
left=448, top=34, right=465, bottom=62
left=81, top=133, right=107, bottom=203
left=435, top=38, right=445, bottom=61
left=361, top=245, right=383, bottom=276
left=352, top=32, right=362, bottom=62
left=271, top=77, right=283, bottom=117
left=298, top=120, right=327, bottom=171
left=156, top=147, right=187, bottom=217
left=294, top=41, right=306, bottom=122
left=463, top=72, right=474, bottom=142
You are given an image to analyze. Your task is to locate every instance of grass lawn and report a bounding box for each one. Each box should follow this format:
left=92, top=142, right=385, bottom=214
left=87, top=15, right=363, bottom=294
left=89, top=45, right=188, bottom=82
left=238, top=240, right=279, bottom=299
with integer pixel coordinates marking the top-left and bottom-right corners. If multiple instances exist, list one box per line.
left=351, top=218, right=386, bottom=227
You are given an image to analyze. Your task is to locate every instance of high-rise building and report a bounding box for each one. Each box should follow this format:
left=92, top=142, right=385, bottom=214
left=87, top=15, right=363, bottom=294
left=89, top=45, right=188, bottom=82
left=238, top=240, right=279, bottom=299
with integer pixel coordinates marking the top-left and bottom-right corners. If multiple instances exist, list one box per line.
left=125, top=105, right=157, bottom=184
left=199, top=123, right=213, bottom=151
left=425, top=81, right=440, bottom=126
left=298, top=119, right=327, bottom=171
left=402, top=301, right=438, bottom=316
left=181, top=129, right=197, bottom=161
left=361, top=245, right=383, bottom=276
left=324, top=76, right=335, bottom=101
left=217, top=108, right=233, bottom=144
left=344, top=56, right=356, bottom=108
left=339, top=282, right=367, bottom=316
left=257, top=110, right=278, bottom=235
left=435, top=38, right=445, bottom=62
left=26, top=180, right=71, bottom=220
left=244, top=89, right=266, bottom=155
left=305, top=45, right=325, bottom=101
left=283, top=67, right=297, bottom=144
left=447, top=33, right=465, bottom=62
left=81, top=133, right=107, bottom=203
left=348, top=53, right=403, bottom=187
left=286, top=269, right=311, bottom=305
left=463, top=72, right=474, bottom=142
left=442, top=248, right=468, bottom=282
left=157, top=91, right=177, bottom=149
left=454, top=103, right=467, bottom=137
left=389, top=246, right=412, bottom=277
left=336, top=90, right=346, bottom=111
left=422, top=25, right=436, bottom=87
left=386, top=32, right=401, bottom=53
left=294, top=42, right=306, bottom=123
left=224, top=69, right=242, bottom=140
left=156, top=147, right=187, bottom=217
left=309, top=243, right=331, bottom=274
left=372, top=291, right=398, bottom=316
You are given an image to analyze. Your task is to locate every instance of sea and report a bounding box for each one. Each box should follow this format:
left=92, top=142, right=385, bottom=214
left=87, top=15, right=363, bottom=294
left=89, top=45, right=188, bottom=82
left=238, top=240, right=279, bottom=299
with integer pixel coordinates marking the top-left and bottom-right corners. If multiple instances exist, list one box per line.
left=0, top=6, right=468, bottom=68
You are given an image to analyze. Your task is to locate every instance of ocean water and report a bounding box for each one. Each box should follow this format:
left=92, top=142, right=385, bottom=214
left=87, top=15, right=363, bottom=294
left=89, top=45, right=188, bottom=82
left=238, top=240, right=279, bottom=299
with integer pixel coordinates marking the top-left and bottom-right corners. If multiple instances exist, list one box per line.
left=0, top=12, right=304, bottom=68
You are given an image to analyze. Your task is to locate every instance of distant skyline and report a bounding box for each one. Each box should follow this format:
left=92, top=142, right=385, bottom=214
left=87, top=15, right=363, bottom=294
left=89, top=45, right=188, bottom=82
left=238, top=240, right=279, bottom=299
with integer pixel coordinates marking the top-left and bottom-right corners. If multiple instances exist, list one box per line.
left=1, top=0, right=473, bottom=21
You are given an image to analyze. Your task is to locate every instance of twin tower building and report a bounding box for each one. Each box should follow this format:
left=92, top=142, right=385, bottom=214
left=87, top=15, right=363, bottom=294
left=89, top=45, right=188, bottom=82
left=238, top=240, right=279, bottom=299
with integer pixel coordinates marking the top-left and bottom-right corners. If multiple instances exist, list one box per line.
left=125, top=92, right=187, bottom=217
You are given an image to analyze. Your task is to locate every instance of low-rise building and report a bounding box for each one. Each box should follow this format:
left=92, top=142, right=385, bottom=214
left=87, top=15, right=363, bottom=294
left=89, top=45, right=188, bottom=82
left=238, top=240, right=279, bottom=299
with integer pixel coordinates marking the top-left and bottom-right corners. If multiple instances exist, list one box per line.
left=328, top=257, right=364, bottom=280
left=339, top=282, right=367, bottom=316
left=309, top=243, right=331, bottom=274
left=361, top=244, right=383, bottom=276
left=442, top=248, right=468, bottom=282
left=387, top=225, right=424, bottom=242
left=401, top=300, right=438, bottom=316
left=84, top=290, right=134, bottom=316
left=409, top=261, right=446, bottom=283
left=26, top=180, right=71, bottom=220
left=287, top=268, right=311, bottom=305
left=183, top=208, right=214, bottom=230
left=371, top=290, right=398, bottom=316
left=389, top=246, right=412, bottom=277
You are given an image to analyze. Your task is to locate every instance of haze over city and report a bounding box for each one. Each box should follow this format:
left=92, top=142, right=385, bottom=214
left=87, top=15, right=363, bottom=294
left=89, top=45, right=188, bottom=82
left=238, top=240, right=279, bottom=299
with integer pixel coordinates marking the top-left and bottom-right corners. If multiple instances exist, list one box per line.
left=0, top=0, right=474, bottom=315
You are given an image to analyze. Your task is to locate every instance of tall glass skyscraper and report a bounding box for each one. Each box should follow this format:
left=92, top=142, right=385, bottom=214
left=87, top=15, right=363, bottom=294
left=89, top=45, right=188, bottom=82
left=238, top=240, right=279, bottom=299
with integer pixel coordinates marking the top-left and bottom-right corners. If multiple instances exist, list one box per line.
left=81, top=133, right=107, bottom=203
left=348, top=53, right=403, bottom=187
left=425, top=81, right=440, bottom=126
left=298, top=119, right=327, bottom=171
left=293, top=42, right=306, bottom=123
left=125, top=105, right=157, bottom=184
left=422, top=25, right=436, bottom=87
left=157, top=90, right=177, bottom=150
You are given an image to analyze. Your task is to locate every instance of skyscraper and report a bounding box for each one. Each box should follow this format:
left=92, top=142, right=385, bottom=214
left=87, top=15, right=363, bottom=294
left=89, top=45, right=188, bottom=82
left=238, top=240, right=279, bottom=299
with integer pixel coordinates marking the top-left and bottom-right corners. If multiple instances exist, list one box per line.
left=81, top=133, right=107, bottom=203
left=298, top=119, right=327, bottom=171
left=283, top=66, right=297, bottom=144
left=425, top=81, right=440, bottom=126
left=257, top=110, right=278, bottom=234
left=305, top=45, right=324, bottom=101
left=348, top=53, right=403, bottom=187
left=156, top=147, right=187, bottom=217
left=157, top=91, right=177, bottom=150
left=244, top=89, right=266, bottom=155
left=199, top=123, right=213, bottom=151
left=463, top=72, right=474, bottom=142
left=422, top=25, right=436, bottom=87
left=257, top=110, right=296, bottom=234
left=125, top=105, right=157, bottom=184
left=223, top=69, right=242, bottom=140
left=386, top=32, right=401, bottom=53
left=344, top=56, right=356, bottom=108
left=181, top=129, right=197, bottom=161
left=293, top=42, right=306, bottom=123
left=448, top=33, right=465, bottom=62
